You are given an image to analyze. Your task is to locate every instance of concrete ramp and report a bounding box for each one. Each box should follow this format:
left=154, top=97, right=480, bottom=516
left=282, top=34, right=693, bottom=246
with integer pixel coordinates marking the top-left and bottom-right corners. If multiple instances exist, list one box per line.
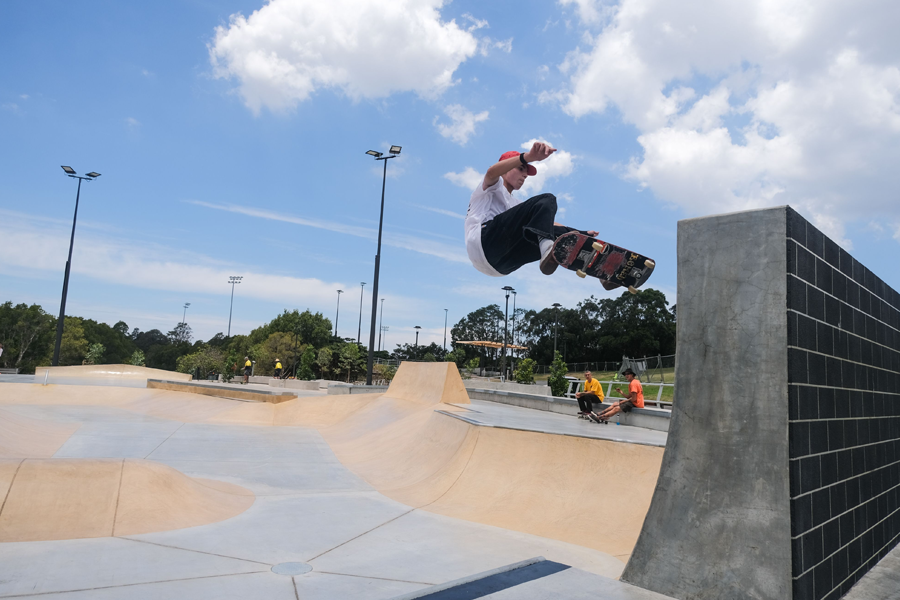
left=383, top=362, right=470, bottom=405
left=323, top=403, right=662, bottom=562
left=35, top=364, right=191, bottom=382
left=0, top=459, right=254, bottom=542
left=0, top=408, right=80, bottom=458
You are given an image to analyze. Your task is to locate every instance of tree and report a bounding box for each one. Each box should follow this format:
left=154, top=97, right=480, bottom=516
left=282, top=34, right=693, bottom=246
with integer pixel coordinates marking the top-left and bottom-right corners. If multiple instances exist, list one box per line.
left=317, top=347, right=333, bottom=380
left=0, top=302, right=55, bottom=373
left=392, top=342, right=446, bottom=362
left=253, top=332, right=301, bottom=376
left=547, top=351, right=569, bottom=397
left=168, top=322, right=193, bottom=345
left=80, top=319, right=136, bottom=364
left=84, top=343, right=105, bottom=365
left=593, top=289, right=676, bottom=358
left=130, top=350, right=146, bottom=366
left=59, top=317, right=89, bottom=366
left=338, top=343, right=364, bottom=382
left=450, top=304, right=504, bottom=366
left=298, top=346, right=316, bottom=380
left=176, top=346, right=225, bottom=378
left=514, top=358, right=536, bottom=384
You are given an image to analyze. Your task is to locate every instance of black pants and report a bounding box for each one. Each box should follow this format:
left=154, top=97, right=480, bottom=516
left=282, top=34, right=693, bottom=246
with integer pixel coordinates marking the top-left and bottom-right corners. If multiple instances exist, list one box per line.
left=481, top=193, right=579, bottom=275
left=578, top=393, right=600, bottom=413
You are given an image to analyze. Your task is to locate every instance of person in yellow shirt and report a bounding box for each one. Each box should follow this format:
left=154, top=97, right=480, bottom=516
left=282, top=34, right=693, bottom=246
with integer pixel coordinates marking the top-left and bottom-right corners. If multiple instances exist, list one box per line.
left=595, top=368, right=643, bottom=423
left=575, top=370, right=604, bottom=420
left=243, top=357, right=252, bottom=384
left=274, top=359, right=283, bottom=379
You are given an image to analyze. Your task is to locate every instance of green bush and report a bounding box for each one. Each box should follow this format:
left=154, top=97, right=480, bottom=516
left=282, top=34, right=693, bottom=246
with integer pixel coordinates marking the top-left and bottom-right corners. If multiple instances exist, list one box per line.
left=129, top=350, right=145, bottom=367
left=514, top=358, right=535, bottom=384
left=84, top=343, right=105, bottom=365
left=547, top=351, right=569, bottom=397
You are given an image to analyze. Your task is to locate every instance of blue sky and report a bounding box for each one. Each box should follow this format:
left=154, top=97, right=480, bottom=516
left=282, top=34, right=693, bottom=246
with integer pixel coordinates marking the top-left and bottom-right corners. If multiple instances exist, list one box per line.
left=2, top=0, right=899, bottom=349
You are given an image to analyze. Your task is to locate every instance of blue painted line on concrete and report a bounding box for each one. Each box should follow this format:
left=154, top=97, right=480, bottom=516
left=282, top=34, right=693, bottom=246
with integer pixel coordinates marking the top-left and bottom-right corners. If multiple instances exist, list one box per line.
left=413, top=560, right=570, bottom=599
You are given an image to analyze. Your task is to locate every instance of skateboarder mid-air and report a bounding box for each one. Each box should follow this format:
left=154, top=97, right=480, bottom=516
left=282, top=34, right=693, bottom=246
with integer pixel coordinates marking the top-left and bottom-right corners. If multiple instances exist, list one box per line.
left=464, top=141, right=653, bottom=292
left=465, top=141, right=588, bottom=276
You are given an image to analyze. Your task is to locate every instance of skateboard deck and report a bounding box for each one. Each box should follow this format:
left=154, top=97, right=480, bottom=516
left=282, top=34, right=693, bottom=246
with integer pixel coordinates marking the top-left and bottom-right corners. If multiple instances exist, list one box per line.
left=552, top=232, right=655, bottom=293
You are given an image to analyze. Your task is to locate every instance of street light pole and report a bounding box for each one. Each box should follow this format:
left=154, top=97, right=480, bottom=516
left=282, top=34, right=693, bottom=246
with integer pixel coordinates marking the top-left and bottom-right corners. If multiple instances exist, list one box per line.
left=443, top=308, right=448, bottom=351
left=364, top=145, right=401, bottom=385
left=334, top=290, right=343, bottom=337
left=227, top=276, right=242, bottom=337
left=377, top=298, right=385, bottom=351
left=357, top=282, right=366, bottom=344
left=511, top=290, right=517, bottom=369
left=414, top=326, right=422, bottom=359
left=552, top=302, right=562, bottom=356
left=52, top=167, right=101, bottom=366
left=182, top=303, right=191, bottom=325
left=501, top=286, right=514, bottom=381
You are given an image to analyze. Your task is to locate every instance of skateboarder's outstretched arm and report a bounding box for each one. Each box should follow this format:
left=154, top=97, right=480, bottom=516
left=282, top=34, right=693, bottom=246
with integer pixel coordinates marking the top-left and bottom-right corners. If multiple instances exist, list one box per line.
left=482, top=141, right=556, bottom=191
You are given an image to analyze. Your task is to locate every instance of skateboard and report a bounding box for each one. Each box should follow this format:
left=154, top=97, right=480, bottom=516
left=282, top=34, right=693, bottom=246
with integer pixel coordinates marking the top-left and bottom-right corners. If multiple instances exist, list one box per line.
left=552, top=232, right=655, bottom=294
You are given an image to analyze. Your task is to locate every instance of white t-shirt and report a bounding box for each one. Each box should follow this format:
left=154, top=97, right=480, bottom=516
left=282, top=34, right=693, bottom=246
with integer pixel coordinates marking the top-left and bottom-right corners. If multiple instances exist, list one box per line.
left=464, top=177, right=520, bottom=277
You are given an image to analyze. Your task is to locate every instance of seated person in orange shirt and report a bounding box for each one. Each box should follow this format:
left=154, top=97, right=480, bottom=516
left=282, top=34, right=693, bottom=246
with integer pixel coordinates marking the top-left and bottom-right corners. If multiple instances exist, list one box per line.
left=594, top=368, right=643, bottom=423
left=574, top=370, right=604, bottom=419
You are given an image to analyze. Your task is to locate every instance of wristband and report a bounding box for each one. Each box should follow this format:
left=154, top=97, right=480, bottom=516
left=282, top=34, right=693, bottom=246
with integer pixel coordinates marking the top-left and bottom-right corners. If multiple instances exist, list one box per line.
left=519, top=152, right=528, bottom=166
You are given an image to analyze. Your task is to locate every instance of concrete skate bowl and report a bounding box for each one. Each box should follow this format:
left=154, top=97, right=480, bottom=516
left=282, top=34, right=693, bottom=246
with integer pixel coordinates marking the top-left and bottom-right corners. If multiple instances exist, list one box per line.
left=34, top=364, right=191, bottom=388
left=318, top=362, right=663, bottom=564
left=0, top=459, right=254, bottom=543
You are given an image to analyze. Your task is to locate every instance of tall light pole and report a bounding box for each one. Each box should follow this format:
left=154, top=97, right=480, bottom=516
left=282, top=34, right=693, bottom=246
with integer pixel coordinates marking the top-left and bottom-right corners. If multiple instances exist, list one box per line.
left=414, top=325, right=422, bottom=359
left=443, top=308, right=449, bottom=351
left=357, top=282, right=366, bottom=344
left=182, top=302, right=191, bottom=325
left=381, top=326, right=389, bottom=352
left=227, top=276, right=242, bottom=337
left=552, top=303, right=562, bottom=356
left=501, top=286, right=514, bottom=381
left=52, top=166, right=101, bottom=366
left=334, top=290, right=343, bottom=337
left=377, top=298, right=385, bottom=352
left=364, top=145, right=401, bottom=385
left=511, top=290, right=517, bottom=368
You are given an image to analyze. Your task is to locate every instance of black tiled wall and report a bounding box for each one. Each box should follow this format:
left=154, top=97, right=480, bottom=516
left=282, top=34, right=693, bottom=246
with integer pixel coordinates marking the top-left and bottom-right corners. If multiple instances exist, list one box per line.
left=787, top=208, right=900, bottom=600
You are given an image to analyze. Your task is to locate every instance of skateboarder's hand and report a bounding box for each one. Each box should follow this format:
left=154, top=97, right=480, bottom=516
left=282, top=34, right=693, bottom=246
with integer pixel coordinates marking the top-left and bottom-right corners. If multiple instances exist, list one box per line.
left=586, top=230, right=598, bottom=236
left=524, top=141, right=556, bottom=162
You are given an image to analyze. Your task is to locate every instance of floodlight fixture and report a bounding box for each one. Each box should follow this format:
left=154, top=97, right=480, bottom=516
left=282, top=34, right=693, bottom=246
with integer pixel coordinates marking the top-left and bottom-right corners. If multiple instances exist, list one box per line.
left=389, top=145, right=402, bottom=155
left=85, top=172, right=101, bottom=178
left=366, top=150, right=382, bottom=157
left=61, top=166, right=76, bottom=175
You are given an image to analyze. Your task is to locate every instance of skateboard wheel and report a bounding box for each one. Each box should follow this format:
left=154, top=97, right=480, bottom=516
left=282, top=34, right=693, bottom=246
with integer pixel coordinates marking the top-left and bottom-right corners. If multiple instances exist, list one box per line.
left=644, top=259, right=656, bottom=269
left=576, top=269, right=587, bottom=278
left=592, top=242, right=606, bottom=253
left=628, top=286, right=638, bottom=294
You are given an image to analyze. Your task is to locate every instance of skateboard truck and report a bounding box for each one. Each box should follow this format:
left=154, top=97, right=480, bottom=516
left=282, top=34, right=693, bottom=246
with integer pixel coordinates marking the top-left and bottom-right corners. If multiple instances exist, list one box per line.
left=576, top=241, right=607, bottom=279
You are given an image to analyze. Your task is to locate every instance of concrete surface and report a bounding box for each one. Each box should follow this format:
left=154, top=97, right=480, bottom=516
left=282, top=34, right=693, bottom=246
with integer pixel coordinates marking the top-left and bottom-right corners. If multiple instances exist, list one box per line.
left=147, top=378, right=299, bottom=403
left=463, top=380, right=551, bottom=395
left=35, top=365, right=192, bottom=383
left=467, top=388, right=672, bottom=432
left=0, top=361, right=656, bottom=599
left=622, top=207, right=794, bottom=599
left=843, top=543, right=900, bottom=600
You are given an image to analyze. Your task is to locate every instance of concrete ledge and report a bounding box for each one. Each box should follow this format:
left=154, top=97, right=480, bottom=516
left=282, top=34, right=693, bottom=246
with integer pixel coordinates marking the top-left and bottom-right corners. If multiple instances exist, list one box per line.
left=463, top=380, right=551, bottom=396
left=467, top=388, right=671, bottom=433
left=327, top=384, right=389, bottom=395
left=147, top=379, right=297, bottom=404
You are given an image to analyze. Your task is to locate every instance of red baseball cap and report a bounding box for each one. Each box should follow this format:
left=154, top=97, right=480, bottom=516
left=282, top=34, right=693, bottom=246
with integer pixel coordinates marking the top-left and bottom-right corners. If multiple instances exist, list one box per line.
left=499, top=150, right=537, bottom=176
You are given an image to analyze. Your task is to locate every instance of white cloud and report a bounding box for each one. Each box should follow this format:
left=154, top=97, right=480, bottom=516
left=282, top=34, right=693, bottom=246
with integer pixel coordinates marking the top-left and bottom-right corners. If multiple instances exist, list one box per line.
left=518, top=138, right=576, bottom=197
left=125, top=117, right=141, bottom=128
left=0, top=212, right=344, bottom=308
left=188, top=200, right=468, bottom=263
left=548, top=0, right=900, bottom=245
left=209, top=0, right=480, bottom=114
left=443, top=167, right=483, bottom=191
left=434, top=104, right=489, bottom=145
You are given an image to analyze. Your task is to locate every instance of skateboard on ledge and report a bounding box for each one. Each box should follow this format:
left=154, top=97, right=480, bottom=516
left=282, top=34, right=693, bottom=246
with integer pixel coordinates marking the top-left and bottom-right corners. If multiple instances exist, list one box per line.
left=552, top=231, right=655, bottom=294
